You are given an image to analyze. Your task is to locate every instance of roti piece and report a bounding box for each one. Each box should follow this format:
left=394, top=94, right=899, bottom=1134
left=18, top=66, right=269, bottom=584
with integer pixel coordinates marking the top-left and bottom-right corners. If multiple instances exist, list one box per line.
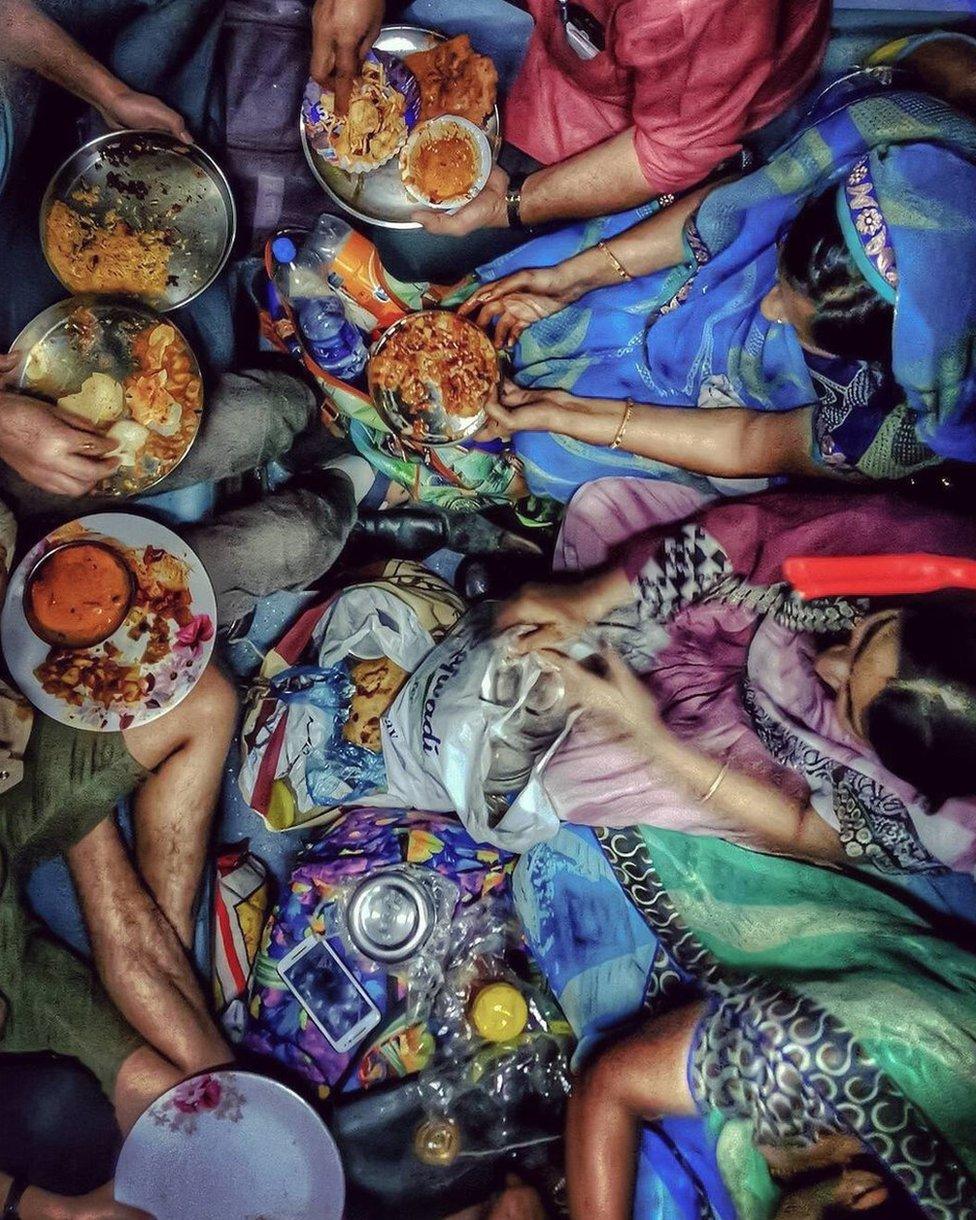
left=342, top=657, right=409, bottom=752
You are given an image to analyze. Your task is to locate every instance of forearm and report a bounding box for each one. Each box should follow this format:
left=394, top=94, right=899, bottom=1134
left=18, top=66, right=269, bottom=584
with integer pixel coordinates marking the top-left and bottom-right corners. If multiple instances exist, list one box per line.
left=1, top=0, right=121, bottom=110
left=544, top=399, right=813, bottom=479
left=519, top=129, right=662, bottom=228
left=630, top=722, right=843, bottom=860
left=1, top=1173, right=71, bottom=1220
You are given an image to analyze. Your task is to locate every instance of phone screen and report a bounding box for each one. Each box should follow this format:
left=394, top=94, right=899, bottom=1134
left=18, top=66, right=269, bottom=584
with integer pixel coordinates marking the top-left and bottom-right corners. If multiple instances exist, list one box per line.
left=279, top=938, right=377, bottom=1046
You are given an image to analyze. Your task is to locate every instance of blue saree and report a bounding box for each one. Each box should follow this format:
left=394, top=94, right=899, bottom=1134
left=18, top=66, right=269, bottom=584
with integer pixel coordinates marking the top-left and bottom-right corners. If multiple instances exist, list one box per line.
left=476, top=84, right=976, bottom=500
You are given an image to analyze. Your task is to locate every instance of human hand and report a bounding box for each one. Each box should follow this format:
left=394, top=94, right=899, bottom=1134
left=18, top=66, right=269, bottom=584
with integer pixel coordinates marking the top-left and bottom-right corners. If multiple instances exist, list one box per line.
left=540, top=646, right=663, bottom=741
left=413, top=165, right=510, bottom=236
left=485, top=1175, right=547, bottom=1220
left=459, top=267, right=581, bottom=347
left=481, top=380, right=612, bottom=446
left=0, top=351, right=20, bottom=386
left=95, top=84, right=192, bottom=143
left=0, top=394, right=118, bottom=496
left=497, top=567, right=629, bottom=652
left=310, top=0, right=384, bottom=115
left=62, top=1180, right=155, bottom=1219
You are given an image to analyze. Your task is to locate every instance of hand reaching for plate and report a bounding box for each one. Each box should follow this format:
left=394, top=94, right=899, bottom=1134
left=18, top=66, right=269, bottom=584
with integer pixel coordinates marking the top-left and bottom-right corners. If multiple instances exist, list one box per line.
left=95, top=84, right=192, bottom=143
left=0, top=391, right=118, bottom=496
left=310, top=0, right=384, bottom=115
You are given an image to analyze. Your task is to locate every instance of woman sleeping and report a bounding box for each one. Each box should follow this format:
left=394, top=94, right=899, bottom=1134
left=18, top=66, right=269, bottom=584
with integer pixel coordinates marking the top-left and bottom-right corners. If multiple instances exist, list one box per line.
left=497, top=481, right=976, bottom=903
left=460, top=83, right=976, bottom=502
left=513, top=820, right=976, bottom=1220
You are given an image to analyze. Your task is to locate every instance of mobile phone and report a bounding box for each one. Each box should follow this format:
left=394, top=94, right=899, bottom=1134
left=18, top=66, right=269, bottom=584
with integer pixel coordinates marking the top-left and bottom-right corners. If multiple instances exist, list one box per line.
left=558, top=0, right=604, bottom=59
left=277, top=935, right=381, bottom=1053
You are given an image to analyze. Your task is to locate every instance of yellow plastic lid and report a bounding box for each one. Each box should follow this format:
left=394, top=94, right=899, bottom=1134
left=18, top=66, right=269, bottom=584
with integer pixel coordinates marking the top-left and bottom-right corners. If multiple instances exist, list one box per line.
left=470, top=982, right=528, bottom=1043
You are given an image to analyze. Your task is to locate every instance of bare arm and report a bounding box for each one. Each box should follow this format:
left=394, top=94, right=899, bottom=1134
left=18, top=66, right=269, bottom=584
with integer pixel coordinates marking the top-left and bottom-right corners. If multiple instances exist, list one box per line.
left=490, top=383, right=825, bottom=480
left=459, top=186, right=714, bottom=343
left=566, top=1005, right=704, bottom=1220
left=0, top=0, right=191, bottom=139
left=0, top=1173, right=151, bottom=1220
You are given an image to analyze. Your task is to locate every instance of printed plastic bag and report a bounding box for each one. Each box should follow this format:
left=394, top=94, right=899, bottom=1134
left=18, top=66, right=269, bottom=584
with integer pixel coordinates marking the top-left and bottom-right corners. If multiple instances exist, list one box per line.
left=238, top=561, right=463, bottom=830
left=213, top=843, right=271, bottom=1041
left=382, top=606, right=571, bottom=852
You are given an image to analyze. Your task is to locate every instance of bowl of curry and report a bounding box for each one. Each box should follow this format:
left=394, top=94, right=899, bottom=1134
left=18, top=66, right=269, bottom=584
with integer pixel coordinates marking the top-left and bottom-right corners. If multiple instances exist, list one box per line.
left=24, top=540, right=135, bottom=649
left=399, top=115, right=491, bottom=210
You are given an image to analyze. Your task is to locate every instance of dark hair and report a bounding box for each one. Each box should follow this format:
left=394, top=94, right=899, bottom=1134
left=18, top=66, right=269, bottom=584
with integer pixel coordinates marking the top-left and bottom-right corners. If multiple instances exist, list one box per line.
left=779, top=188, right=894, bottom=364
left=865, top=598, right=976, bottom=806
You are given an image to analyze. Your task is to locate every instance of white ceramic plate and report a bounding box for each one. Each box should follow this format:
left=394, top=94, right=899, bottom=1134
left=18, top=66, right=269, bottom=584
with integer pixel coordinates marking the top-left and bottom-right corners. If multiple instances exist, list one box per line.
left=115, top=1070, right=344, bottom=1220
left=0, top=513, right=216, bottom=731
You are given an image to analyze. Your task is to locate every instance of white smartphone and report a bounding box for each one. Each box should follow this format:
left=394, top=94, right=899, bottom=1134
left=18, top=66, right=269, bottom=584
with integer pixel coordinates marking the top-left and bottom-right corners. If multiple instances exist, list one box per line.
left=277, top=935, right=381, bottom=1054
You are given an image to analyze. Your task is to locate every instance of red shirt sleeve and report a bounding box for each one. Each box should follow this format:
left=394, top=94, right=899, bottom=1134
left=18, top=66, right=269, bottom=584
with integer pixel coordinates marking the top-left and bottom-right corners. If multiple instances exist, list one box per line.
left=614, top=0, right=818, bottom=194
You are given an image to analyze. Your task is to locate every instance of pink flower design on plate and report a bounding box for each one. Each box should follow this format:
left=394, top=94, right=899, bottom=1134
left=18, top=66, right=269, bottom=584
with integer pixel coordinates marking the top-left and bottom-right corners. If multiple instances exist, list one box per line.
left=176, top=614, right=214, bottom=650
left=173, top=1074, right=223, bottom=1114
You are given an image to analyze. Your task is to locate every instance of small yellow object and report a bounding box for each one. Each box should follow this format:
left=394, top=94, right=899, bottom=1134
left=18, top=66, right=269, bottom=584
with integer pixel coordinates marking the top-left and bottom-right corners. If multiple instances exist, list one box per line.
left=266, top=778, right=298, bottom=830
left=413, top=1117, right=461, bottom=1166
left=470, top=982, right=528, bottom=1043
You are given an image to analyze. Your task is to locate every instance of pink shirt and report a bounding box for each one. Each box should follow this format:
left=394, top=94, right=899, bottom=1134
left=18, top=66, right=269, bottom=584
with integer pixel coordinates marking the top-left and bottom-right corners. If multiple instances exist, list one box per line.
left=503, top=0, right=830, bottom=194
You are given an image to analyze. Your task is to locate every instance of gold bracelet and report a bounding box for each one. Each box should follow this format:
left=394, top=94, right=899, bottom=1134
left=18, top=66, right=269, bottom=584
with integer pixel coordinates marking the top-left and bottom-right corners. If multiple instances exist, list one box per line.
left=700, top=761, right=730, bottom=804
left=598, top=240, right=633, bottom=282
left=609, top=397, right=634, bottom=450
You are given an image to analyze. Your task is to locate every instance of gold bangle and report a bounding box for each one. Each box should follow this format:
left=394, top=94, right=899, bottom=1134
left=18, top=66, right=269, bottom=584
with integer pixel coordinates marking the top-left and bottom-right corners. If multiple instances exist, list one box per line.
left=700, top=761, right=729, bottom=804
left=597, top=240, right=633, bottom=282
left=609, top=397, right=634, bottom=450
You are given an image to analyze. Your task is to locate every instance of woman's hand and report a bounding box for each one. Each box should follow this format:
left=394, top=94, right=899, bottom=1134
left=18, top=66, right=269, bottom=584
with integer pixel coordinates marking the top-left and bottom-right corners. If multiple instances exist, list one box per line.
left=0, top=393, right=118, bottom=495
left=481, top=380, right=620, bottom=446
left=94, top=84, right=191, bottom=143
left=541, top=646, right=664, bottom=743
left=459, top=267, right=580, bottom=347
left=497, top=568, right=632, bottom=652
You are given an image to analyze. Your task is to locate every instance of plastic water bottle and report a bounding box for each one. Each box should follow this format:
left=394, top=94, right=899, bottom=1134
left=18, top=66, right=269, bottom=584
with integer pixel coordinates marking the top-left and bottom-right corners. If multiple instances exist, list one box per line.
left=270, top=235, right=367, bottom=379
left=303, top=212, right=408, bottom=332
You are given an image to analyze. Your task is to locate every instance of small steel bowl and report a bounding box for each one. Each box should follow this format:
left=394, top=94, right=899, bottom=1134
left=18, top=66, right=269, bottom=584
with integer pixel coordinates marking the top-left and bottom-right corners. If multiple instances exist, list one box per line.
left=24, top=540, right=135, bottom=649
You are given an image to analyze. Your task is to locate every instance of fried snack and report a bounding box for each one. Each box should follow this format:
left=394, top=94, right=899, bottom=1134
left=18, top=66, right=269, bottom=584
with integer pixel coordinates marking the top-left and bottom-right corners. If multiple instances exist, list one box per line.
left=309, top=60, right=408, bottom=168
left=404, top=35, right=497, bottom=126
left=45, top=200, right=172, bottom=297
left=58, top=373, right=125, bottom=426
left=342, top=657, right=409, bottom=752
left=119, top=322, right=202, bottom=485
left=371, top=312, right=498, bottom=424
left=403, top=127, right=478, bottom=204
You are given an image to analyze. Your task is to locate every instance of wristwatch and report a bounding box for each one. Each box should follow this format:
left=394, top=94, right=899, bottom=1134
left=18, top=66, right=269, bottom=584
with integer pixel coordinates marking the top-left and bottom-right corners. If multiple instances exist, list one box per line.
left=2, top=1177, right=28, bottom=1220
left=505, top=172, right=530, bottom=230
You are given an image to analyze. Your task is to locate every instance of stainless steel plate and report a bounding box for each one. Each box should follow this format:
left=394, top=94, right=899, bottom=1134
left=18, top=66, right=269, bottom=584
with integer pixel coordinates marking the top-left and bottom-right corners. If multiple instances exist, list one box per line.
left=301, top=25, right=500, bottom=230
left=11, top=295, right=203, bottom=497
left=41, top=130, right=236, bottom=311
left=367, top=311, right=496, bottom=448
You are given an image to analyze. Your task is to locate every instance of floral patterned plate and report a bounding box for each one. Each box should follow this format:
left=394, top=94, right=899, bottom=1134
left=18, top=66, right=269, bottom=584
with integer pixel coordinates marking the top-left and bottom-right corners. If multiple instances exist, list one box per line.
left=115, top=1070, right=344, bottom=1220
left=0, top=512, right=215, bottom=731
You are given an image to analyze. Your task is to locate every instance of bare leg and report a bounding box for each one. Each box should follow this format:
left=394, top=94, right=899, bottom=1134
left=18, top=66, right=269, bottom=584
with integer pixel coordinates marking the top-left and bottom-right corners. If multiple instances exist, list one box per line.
left=68, top=818, right=229, bottom=1076
left=566, top=1003, right=704, bottom=1220
left=122, top=664, right=237, bottom=947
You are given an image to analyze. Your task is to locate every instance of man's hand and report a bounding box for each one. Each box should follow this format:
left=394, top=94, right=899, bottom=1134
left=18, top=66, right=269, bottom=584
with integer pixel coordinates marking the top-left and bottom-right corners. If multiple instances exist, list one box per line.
left=0, top=393, right=118, bottom=495
left=414, top=165, right=510, bottom=236
left=310, top=0, right=384, bottom=115
left=541, top=646, right=664, bottom=742
left=95, top=84, right=192, bottom=143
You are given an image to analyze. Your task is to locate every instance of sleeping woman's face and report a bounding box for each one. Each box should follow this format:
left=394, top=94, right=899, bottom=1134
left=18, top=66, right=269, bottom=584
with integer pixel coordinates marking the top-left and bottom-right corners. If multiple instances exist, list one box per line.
left=814, top=610, right=901, bottom=738
left=760, top=276, right=837, bottom=359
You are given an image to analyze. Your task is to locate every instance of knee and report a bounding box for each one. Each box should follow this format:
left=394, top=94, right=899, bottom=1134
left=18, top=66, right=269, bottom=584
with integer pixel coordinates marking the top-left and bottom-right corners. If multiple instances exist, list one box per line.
left=187, top=664, right=238, bottom=740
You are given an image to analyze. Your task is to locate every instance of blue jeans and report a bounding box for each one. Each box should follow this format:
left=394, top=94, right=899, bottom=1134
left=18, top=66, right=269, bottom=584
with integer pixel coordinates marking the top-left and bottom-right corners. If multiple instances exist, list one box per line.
left=0, top=0, right=225, bottom=353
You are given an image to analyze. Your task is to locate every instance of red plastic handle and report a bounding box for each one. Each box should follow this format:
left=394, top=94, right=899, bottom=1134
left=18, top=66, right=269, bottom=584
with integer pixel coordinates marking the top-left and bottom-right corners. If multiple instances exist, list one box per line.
left=784, top=553, right=976, bottom=600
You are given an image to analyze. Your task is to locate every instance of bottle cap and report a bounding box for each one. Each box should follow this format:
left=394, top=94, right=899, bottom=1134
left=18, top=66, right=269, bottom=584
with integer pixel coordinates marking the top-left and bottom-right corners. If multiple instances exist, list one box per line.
left=413, top=1118, right=461, bottom=1166
left=471, top=982, right=528, bottom=1043
left=271, top=236, right=297, bottom=263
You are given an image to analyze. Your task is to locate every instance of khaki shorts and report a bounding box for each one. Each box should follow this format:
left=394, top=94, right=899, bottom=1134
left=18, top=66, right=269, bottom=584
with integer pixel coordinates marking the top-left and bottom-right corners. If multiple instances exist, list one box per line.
left=0, top=714, right=146, bottom=1095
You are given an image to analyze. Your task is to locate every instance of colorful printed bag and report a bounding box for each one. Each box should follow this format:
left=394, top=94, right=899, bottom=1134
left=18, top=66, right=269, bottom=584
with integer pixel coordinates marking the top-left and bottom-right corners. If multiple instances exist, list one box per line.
left=242, top=807, right=514, bottom=1099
